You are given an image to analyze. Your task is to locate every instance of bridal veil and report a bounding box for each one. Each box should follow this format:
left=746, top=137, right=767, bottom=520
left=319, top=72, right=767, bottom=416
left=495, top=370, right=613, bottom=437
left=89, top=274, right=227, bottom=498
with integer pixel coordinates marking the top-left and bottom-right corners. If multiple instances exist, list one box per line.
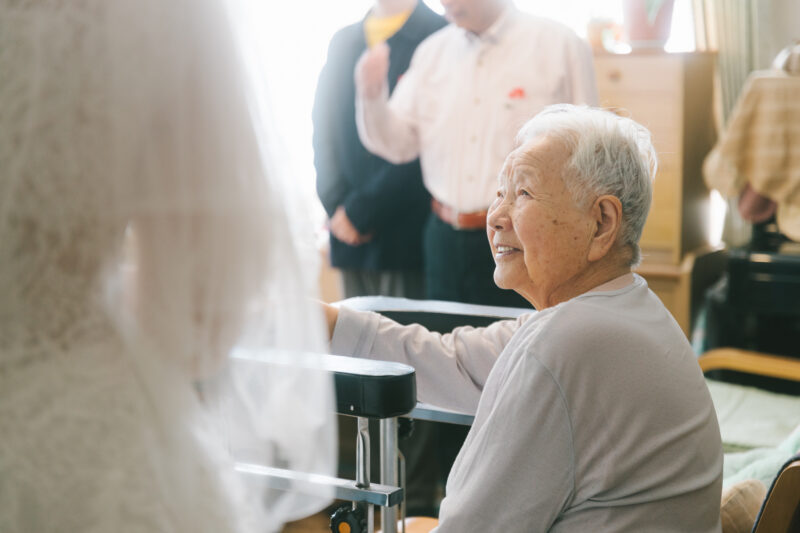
left=0, top=0, right=336, bottom=531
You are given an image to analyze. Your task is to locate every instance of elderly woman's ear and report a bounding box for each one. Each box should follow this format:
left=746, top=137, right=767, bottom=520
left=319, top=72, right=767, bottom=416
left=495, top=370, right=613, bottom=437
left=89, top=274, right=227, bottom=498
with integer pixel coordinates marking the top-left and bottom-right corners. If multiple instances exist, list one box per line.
left=587, top=194, right=623, bottom=263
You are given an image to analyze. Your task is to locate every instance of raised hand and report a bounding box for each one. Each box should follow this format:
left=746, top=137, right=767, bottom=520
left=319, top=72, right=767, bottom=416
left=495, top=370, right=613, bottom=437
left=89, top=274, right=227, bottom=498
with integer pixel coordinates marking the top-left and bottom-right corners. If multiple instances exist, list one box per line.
left=355, top=42, right=390, bottom=99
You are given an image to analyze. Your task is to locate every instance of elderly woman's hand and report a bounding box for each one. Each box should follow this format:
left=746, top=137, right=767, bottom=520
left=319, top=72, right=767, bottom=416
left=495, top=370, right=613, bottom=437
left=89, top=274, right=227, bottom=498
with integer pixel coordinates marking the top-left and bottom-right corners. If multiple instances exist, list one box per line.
left=322, top=302, right=339, bottom=340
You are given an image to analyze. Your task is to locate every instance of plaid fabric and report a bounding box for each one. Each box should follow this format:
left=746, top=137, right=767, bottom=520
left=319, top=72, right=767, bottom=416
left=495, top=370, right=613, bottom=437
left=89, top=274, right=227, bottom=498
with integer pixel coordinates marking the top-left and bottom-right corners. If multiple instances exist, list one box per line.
left=703, top=72, right=800, bottom=240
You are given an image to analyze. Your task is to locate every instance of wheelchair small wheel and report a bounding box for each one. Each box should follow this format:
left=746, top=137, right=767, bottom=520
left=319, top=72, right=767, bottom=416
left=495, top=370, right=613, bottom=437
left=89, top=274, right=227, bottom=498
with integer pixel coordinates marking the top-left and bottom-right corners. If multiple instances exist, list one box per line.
left=329, top=504, right=367, bottom=533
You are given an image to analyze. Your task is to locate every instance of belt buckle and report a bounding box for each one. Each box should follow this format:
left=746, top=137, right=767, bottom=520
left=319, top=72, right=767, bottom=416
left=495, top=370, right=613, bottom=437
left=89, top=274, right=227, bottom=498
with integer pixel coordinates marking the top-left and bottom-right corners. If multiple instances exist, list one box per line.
left=452, top=211, right=463, bottom=230
left=453, top=208, right=469, bottom=230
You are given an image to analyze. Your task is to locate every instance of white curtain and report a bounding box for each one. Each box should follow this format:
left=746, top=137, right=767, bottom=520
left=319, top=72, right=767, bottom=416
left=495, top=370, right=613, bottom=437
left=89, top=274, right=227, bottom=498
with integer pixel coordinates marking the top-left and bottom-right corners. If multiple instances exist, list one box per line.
left=754, top=0, right=800, bottom=69
left=695, top=0, right=759, bottom=126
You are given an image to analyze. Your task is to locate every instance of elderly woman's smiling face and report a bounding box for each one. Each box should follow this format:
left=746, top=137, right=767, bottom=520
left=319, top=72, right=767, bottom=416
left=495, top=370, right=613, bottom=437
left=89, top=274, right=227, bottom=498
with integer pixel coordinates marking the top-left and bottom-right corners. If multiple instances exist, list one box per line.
left=487, top=135, right=601, bottom=309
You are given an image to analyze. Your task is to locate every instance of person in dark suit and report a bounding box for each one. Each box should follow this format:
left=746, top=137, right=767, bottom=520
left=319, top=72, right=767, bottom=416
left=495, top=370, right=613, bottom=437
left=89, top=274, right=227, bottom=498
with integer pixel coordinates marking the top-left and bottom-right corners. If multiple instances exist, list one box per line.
left=313, top=0, right=447, bottom=518
left=313, top=0, right=446, bottom=300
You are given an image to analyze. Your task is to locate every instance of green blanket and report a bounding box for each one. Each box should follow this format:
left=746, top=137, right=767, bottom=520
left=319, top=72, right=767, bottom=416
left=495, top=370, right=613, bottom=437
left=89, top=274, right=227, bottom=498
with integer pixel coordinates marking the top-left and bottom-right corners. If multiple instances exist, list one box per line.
left=707, top=379, right=800, bottom=451
left=723, top=424, right=800, bottom=489
left=707, top=378, right=800, bottom=489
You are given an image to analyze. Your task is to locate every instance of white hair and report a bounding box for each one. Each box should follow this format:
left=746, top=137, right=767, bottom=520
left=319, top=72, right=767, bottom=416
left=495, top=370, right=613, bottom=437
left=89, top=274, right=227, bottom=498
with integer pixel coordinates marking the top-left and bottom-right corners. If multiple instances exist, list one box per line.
left=516, top=104, right=657, bottom=266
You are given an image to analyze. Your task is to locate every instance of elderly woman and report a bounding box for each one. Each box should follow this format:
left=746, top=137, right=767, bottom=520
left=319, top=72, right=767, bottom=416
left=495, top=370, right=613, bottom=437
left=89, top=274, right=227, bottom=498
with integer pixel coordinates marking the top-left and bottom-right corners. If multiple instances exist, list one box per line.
left=325, top=105, right=723, bottom=531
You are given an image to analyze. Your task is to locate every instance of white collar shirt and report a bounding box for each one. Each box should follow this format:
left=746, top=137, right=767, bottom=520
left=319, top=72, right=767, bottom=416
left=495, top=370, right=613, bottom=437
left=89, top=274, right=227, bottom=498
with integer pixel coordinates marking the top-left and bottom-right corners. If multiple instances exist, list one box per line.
left=356, top=7, right=598, bottom=213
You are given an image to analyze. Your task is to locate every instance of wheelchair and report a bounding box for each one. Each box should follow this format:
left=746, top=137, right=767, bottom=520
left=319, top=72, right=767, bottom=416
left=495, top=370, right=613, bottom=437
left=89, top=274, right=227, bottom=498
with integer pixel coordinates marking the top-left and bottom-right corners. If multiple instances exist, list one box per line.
left=238, top=296, right=528, bottom=533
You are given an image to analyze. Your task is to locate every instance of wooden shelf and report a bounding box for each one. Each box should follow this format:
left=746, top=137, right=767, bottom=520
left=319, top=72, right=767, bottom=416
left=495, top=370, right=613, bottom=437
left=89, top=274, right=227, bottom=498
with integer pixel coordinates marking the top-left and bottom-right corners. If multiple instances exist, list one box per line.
left=594, top=52, right=717, bottom=265
left=596, top=52, right=723, bottom=335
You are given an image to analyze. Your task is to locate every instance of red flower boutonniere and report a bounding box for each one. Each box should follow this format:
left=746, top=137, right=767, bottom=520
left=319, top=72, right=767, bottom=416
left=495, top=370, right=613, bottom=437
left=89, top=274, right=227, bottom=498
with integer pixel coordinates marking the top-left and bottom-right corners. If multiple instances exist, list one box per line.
left=508, top=87, right=526, bottom=99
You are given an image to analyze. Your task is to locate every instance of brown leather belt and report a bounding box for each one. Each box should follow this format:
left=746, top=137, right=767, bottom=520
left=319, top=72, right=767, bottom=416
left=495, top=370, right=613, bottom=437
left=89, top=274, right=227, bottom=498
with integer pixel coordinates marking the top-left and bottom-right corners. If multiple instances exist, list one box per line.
left=431, top=198, right=488, bottom=230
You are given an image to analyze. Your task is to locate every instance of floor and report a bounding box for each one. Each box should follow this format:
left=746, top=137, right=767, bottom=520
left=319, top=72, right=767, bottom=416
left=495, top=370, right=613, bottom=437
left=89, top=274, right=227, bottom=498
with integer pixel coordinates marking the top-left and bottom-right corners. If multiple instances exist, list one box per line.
left=282, top=512, right=330, bottom=533
left=282, top=508, right=381, bottom=533
left=282, top=510, right=438, bottom=533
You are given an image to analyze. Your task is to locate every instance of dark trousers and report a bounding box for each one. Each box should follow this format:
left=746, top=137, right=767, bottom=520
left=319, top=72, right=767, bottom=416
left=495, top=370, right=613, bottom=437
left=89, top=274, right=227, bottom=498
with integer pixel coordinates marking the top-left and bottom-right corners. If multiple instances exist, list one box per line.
left=423, top=213, right=531, bottom=308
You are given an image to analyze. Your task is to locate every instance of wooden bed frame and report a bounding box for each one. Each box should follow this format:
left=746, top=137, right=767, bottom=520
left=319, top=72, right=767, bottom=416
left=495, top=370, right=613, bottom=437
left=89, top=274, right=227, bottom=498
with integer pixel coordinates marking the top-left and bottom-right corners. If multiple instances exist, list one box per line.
left=698, top=348, right=800, bottom=383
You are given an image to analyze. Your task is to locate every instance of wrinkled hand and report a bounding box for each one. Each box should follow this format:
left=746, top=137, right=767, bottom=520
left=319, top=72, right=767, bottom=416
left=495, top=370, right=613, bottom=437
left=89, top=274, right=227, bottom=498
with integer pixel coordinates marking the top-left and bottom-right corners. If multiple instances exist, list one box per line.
left=355, top=42, right=390, bottom=99
left=330, top=206, right=373, bottom=246
left=321, top=302, right=339, bottom=339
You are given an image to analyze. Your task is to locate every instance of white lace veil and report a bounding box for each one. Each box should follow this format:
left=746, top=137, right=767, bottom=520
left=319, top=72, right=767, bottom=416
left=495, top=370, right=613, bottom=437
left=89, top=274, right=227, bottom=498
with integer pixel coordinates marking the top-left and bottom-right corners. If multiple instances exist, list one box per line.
left=0, top=0, right=335, bottom=531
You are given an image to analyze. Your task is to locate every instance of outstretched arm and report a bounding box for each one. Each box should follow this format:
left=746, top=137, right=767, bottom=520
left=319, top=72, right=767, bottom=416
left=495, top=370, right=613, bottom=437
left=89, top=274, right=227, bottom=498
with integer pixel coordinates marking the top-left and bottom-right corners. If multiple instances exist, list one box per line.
left=325, top=304, right=527, bottom=414
left=323, top=302, right=339, bottom=339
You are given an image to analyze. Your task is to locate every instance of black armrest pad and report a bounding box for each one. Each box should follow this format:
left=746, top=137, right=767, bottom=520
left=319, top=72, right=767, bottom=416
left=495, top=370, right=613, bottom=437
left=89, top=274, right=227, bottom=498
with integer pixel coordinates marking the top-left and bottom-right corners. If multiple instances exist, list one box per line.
left=321, top=355, right=416, bottom=419
left=231, top=351, right=416, bottom=420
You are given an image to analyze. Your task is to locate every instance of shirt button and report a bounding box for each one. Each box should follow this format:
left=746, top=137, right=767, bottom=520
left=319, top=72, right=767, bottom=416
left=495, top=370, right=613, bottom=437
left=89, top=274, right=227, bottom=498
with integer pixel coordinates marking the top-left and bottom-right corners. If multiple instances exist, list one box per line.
left=474, top=97, right=480, bottom=105
left=470, top=135, right=477, bottom=142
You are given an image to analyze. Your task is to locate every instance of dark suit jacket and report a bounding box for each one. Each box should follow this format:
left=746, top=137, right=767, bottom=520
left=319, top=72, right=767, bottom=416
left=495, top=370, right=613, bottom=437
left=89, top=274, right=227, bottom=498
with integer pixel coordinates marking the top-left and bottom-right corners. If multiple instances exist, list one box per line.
left=313, top=2, right=446, bottom=271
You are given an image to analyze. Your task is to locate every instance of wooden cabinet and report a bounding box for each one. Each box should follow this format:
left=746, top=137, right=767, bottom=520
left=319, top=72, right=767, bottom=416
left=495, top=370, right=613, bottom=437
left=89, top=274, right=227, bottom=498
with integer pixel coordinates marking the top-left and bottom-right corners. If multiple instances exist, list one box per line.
left=594, top=52, right=720, bottom=334
left=594, top=51, right=716, bottom=265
